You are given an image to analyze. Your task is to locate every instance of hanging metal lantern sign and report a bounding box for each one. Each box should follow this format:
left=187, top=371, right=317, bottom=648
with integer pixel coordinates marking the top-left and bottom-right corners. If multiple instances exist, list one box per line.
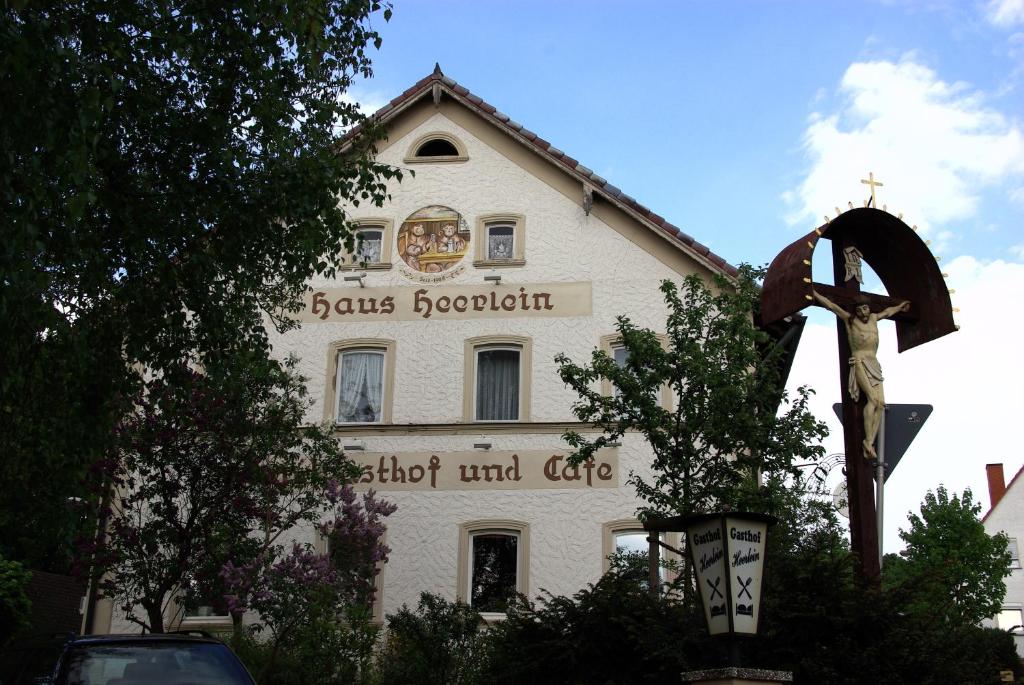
left=684, top=512, right=775, bottom=637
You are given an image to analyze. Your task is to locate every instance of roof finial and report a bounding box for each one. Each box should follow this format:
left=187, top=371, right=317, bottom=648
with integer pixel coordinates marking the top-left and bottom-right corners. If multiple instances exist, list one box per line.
left=433, top=62, right=443, bottom=77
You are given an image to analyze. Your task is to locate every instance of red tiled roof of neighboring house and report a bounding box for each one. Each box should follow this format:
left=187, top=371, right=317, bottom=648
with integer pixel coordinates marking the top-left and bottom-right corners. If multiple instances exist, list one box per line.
left=984, top=464, right=1024, bottom=522
left=353, top=64, right=739, bottom=279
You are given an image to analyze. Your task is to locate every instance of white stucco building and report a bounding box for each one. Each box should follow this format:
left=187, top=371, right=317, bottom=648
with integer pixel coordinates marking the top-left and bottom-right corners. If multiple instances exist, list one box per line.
left=983, top=463, right=1024, bottom=655
left=261, top=66, right=753, bottom=622
left=96, top=67, right=754, bottom=633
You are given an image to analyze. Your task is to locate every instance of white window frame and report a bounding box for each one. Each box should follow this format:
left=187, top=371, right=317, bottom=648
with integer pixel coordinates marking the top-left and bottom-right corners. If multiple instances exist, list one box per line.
left=474, top=213, right=525, bottom=267
left=335, top=348, right=386, bottom=426
left=473, top=345, right=521, bottom=423
left=324, top=339, right=396, bottom=425
left=403, top=132, right=469, bottom=164
left=457, top=520, right=530, bottom=620
left=342, top=219, right=394, bottom=270
left=463, top=335, right=531, bottom=423
left=319, top=528, right=387, bottom=624
left=1009, top=537, right=1020, bottom=569
left=996, top=606, right=1023, bottom=631
left=355, top=227, right=384, bottom=264
left=485, top=223, right=516, bottom=261
left=598, top=334, right=673, bottom=409
left=601, top=519, right=679, bottom=584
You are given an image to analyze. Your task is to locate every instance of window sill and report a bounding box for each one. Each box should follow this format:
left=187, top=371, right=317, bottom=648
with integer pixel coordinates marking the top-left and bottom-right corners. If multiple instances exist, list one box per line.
left=478, top=611, right=508, bottom=623
left=473, top=259, right=526, bottom=269
left=179, top=615, right=233, bottom=631
left=402, top=155, right=469, bottom=164
left=339, top=263, right=392, bottom=271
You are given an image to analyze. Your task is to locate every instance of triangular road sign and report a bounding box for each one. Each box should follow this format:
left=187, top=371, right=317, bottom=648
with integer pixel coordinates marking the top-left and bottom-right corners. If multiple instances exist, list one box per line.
left=832, top=403, right=932, bottom=482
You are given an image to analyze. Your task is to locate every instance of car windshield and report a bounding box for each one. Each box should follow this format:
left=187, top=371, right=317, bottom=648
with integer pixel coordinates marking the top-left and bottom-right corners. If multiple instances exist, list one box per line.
left=57, top=642, right=252, bottom=685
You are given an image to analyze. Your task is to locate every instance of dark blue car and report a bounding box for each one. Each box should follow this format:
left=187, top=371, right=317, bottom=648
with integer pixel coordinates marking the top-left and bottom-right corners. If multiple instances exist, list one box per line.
left=1, top=632, right=255, bottom=685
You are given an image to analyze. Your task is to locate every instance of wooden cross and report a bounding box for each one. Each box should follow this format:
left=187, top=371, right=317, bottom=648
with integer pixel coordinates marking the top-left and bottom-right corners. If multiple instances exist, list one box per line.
left=761, top=202, right=957, bottom=585
left=860, top=172, right=884, bottom=208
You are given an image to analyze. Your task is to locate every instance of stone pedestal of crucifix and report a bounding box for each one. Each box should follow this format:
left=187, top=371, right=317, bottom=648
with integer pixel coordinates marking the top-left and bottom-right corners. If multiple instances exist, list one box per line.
left=760, top=178, right=956, bottom=583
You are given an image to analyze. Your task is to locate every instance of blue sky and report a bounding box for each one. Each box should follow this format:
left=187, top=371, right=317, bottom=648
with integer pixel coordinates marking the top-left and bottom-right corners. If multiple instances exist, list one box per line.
left=350, top=1, right=1024, bottom=551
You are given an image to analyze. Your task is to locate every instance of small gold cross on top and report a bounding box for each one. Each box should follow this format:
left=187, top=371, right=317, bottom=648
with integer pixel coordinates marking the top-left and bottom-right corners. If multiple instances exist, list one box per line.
left=860, top=172, right=884, bottom=207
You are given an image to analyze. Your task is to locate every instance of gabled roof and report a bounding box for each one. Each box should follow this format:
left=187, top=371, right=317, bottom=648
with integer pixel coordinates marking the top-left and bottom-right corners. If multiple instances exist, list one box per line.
left=360, top=64, right=738, bottom=279
left=984, top=464, right=1024, bottom=523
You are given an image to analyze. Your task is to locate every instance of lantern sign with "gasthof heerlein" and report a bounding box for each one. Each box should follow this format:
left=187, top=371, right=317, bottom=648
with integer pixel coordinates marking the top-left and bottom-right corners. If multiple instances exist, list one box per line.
left=684, top=512, right=775, bottom=637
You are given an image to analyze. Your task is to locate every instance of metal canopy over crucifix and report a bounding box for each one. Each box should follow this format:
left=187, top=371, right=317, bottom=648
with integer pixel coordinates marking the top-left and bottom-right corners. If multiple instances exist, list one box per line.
left=760, top=180, right=956, bottom=582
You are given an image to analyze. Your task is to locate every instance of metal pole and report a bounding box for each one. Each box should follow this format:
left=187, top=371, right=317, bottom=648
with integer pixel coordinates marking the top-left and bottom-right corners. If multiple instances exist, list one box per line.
left=876, top=406, right=886, bottom=568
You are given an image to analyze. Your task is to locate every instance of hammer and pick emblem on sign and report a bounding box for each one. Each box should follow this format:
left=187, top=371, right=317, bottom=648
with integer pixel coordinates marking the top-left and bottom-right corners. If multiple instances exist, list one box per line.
left=737, top=576, right=753, bottom=600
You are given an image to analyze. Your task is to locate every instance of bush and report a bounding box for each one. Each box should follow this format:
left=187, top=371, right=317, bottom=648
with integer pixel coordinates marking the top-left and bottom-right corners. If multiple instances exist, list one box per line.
left=376, top=593, right=488, bottom=685
left=0, top=555, right=31, bottom=646
left=480, top=572, right=722, bottom=685
left=233, top=604, right=380, bottom=685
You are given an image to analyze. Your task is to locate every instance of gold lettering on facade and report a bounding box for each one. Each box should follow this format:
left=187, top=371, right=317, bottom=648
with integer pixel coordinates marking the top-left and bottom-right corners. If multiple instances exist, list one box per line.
left=351, top=450, right=615, bottom=491
left=300, top=283, right=591, bottom=323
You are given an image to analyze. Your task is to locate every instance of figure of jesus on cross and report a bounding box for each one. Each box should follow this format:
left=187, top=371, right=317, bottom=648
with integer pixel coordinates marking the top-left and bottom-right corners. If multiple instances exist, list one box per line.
left=811, top=290, right=910, bottom=459
left=759, top=173, right=957, bottom=583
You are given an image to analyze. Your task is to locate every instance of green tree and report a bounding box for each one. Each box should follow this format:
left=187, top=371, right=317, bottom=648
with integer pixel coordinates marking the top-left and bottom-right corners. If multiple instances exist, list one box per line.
left=555, top=266, right=828, bottom=521
left=79, top=353, right=359, bottom=633
left=884, top=486, right=1011, bottom=627
left=1, top=0, right=400, bottom=572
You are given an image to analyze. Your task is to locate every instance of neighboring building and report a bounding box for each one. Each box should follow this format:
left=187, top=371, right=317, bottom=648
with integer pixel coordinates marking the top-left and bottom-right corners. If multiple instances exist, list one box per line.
left=98, top=66, right=759, bottom=632
left=983, top=462, right=1024, bottom=655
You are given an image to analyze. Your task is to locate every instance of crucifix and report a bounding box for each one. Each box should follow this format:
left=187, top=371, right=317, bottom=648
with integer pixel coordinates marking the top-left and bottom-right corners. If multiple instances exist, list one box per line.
left=759, top=181, right=956, bottom=583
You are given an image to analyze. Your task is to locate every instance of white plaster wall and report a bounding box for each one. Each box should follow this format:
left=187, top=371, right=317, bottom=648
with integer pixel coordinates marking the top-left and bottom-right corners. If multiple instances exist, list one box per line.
left=266, top=110, right=705, bottom=618
left=984, top=482, right=1024, bottom=655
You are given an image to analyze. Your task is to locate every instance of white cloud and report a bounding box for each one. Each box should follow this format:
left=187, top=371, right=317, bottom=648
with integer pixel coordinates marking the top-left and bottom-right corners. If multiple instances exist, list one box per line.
left=785, top=58, right=1024, bottom=236
left=340, top=87, right=391, bottom=116
left=1010, top=243, right=1024, bottom=257
left=986, top=0, right=1024, bottom=27
left=787, top=256, right=1024, bottom=552
left=1011, top=185, right=1024, bottom=206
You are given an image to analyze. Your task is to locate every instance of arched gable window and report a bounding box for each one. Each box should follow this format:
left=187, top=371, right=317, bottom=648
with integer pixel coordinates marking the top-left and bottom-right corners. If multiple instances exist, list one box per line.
left=404, top=132, right=468, bottom=163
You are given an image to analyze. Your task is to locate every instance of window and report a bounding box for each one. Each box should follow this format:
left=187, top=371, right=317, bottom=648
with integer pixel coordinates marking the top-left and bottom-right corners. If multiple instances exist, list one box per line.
left=176, top=581, right=232, bottom=631
left=598, top=334, right=673, bottom=408
left=474, top=214, right=525, bottom=267
left=404, top=132, right=468, bottom=164
left=601, top=519, right=678, bottom=586
left=476, top=347, right=519, bottom=421
left=343, top=220, right=393, bottom=270
left=337, top=349, right=384, bottom=424
left=997, top=607, right=1023, bottom=631
left=486, top=224, right=515, bottom=261
left=324, top=339, right=396, bottom=424
left=458, top=520, right=530, bottom=616
left=1010, top=538, right=1020, bottom=569
left=320, top=527, right=386, bottom=624
left=464, top=336, right=531, bottom=422
left=417, top=138, right=459, bottom=156
left=355, top=228, right=383, bottom=264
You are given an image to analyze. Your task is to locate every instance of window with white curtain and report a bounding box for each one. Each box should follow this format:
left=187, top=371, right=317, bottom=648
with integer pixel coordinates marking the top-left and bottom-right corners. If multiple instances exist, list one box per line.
left=355, top=228, right=383, bottom=265
left=475, top=346, right=520, bottom=421
left=485, top=224, right=515, bottom=261
left=336, top=349, right=385, bottom=424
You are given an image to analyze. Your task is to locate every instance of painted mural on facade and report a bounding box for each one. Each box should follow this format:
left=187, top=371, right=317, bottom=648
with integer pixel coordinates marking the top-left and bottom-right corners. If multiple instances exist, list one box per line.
left=397, top=205, right=471, bottom=273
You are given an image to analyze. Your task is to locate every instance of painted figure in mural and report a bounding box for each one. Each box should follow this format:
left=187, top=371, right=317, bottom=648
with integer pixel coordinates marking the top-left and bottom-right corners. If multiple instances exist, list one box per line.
left=403, top=243, right=423, bottom=271
left=409, top=223, right=435, bottom=253
left=811, top=289, right=910, bottom=459
left=438, top=223, right=466, bottom=254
